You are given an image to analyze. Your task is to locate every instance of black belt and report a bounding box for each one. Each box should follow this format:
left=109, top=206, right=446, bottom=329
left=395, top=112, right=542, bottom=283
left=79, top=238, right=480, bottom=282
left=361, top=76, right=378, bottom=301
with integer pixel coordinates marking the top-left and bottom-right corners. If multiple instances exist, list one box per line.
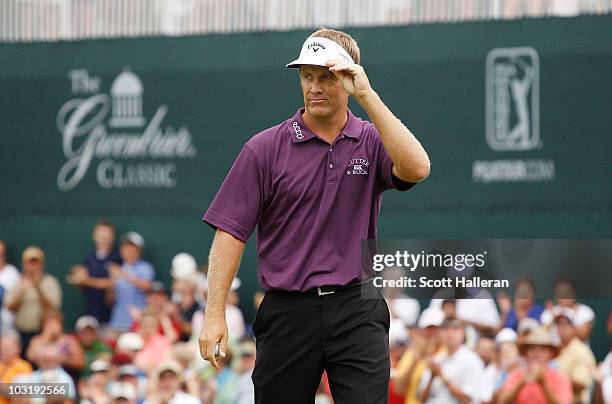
left=269, top=278, right=373, bottom=297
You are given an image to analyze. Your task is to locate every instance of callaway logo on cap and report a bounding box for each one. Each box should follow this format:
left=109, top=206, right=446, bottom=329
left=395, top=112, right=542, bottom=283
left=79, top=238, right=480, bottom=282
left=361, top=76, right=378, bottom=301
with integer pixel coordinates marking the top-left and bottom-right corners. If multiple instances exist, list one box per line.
left=286, top=37, right=355, bottom=68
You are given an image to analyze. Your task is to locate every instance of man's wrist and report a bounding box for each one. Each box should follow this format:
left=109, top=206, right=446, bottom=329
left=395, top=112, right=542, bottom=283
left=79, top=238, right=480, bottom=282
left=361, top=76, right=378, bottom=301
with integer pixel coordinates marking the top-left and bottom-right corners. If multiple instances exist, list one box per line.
left=356, top=89, right=380, bottom=108
left=204, top=306, right=226, bottom=318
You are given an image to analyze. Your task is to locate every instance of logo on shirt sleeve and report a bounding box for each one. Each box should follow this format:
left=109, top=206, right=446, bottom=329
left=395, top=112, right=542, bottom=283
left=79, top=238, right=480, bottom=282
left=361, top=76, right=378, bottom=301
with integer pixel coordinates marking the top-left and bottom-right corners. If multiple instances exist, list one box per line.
left=346, top=158, right=369, bottom=175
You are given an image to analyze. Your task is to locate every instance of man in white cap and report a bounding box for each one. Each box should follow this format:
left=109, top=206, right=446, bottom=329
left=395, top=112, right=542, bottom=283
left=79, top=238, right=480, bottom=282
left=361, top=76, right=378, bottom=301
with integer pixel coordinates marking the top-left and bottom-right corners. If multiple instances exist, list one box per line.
left=200, top=28, right=430, bottom=403
left=109, top=232, right=155, bottom=334
left=170, top=253, right=202, bottom=340
left=75, top=315, right=112, bottom=377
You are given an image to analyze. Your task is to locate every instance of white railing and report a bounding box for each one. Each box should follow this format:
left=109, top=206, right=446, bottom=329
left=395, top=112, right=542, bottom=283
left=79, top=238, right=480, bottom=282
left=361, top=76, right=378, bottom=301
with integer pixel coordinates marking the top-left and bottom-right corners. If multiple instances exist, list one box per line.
left=1, top=0, right=611, bottom=43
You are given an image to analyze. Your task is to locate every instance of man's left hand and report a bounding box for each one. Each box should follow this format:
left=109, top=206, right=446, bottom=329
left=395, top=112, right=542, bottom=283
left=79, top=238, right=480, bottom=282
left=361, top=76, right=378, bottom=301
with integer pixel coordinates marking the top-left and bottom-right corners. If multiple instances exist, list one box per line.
left=326, top=59, right=373, bottom=100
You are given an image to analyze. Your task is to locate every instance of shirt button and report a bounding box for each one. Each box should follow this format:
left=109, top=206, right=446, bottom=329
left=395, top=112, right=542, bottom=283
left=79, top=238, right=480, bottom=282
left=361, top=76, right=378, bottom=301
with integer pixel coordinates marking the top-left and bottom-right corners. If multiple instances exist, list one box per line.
left=329, top=163, right=333, bottom=169
left=329, top=148, right=333, bottom=152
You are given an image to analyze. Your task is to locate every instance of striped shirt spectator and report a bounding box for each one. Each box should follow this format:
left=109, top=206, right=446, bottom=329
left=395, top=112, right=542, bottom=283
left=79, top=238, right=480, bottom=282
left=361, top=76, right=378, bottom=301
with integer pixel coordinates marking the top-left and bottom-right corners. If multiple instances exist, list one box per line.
left=109, top=232, right=154, bottom=332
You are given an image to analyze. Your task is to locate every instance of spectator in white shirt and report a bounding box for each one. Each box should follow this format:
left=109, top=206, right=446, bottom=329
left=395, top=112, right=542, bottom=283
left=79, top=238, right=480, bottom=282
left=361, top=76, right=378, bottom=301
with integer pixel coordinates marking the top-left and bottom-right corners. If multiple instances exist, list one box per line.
left=144, top=360, right=201, bottom=404
left=477, top=336, right=499, bottom=403
left=419, top=317, right=484, bottom=404
left=0, top=240, right=20, bottom=332
left=594, top=349, right=612, bottom=404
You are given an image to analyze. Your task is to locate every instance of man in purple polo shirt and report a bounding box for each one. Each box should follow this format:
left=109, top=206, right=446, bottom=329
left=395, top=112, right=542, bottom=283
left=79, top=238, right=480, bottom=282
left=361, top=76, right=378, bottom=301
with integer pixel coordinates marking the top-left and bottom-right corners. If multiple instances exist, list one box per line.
left=199, top=29, right=430, bottom=403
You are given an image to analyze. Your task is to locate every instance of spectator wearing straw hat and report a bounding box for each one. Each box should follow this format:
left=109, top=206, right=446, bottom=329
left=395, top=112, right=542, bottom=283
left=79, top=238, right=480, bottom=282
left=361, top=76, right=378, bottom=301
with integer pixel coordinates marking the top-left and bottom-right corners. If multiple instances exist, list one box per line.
left=499, top=326, right=572, bottom=404
left=5, top=246, right=62, bottom=352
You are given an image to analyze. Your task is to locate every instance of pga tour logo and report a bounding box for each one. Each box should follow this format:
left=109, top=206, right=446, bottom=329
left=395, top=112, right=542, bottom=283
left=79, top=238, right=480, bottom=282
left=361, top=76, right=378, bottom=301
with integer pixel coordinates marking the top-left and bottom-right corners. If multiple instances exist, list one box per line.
left=486, top=47, right=540, bottom=151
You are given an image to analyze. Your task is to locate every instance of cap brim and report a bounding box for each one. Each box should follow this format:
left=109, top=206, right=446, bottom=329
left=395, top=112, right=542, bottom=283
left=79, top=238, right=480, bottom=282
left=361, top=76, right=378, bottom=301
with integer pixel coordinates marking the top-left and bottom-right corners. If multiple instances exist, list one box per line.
left=286, top=57, right=329, bottom=68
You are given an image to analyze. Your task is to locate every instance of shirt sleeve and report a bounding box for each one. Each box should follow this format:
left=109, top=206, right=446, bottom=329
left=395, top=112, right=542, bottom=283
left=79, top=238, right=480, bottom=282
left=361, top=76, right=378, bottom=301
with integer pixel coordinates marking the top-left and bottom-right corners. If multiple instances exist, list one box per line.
left=203, top=145, right=267, bottom=243
left=137, top=263, right=155, bottom=281
left=44, top=276, right=62, bottom=309
left=373, top=127, right=417, bottom=192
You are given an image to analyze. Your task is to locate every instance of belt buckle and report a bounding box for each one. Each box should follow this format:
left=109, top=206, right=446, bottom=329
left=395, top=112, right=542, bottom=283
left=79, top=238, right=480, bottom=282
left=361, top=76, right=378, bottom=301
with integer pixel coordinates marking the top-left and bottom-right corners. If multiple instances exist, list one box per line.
left=317, top=286, right=335, bottom=296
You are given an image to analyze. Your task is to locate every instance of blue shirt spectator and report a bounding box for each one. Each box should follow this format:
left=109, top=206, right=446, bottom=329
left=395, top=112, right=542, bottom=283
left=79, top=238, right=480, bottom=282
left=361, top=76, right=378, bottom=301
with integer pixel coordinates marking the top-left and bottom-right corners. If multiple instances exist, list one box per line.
left=502, top=303, right=544, bottom=330
left=110, top=259, right=154, bottom=331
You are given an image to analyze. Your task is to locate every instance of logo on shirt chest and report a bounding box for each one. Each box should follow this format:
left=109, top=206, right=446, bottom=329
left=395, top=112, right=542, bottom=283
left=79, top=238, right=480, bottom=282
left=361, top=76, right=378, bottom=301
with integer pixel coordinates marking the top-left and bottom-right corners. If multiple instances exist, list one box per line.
left=346, top=158, right=369, bottom=175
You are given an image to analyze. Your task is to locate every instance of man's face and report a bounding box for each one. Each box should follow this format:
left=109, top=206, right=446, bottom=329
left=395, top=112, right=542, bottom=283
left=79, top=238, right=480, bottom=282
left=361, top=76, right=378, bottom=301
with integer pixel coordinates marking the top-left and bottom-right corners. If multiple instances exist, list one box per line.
left=476, top=338, right=496, bottom=365
left=158, top=371, right=179, bottom=395
left=147, top=292, right=167, bottom=309
left=120, top=242, right=140, bottom=263
left=525, top=345, right=553, bottom=365
left=554, top=282, right=576, bottom=307
left=0, top=336, right=19, bottom=363
left=38, top=345, right=61, bottom=370
left=93, top=225, right=115, bottom=252
left=140, top=315, right=159, bottom=338
left=23, top=258, right=43, bottom=276
left=78, top=327, right=97, bottom=347
left=300, top=65, right=348, bottom=121
left=555, top=317, right=575, bottom=341
left=442, top=326, right=464, bottom=349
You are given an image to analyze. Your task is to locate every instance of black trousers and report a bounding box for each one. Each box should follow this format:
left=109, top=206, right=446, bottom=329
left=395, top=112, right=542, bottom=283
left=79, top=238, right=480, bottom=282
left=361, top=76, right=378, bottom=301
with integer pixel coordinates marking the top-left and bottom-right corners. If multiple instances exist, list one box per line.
left=251, top=280, right=390, bottom=404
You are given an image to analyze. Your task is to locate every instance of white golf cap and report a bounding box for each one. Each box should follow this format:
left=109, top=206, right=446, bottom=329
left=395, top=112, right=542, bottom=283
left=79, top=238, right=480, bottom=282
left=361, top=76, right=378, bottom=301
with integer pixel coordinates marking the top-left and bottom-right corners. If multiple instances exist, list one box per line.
left=286, top=37, right=355, bottom=68
left=170, top=252, right=197, bottom=280
left=90, top=359, right=111, bottom=373
left=495, top=328, right=518, bottom=345
left=121, top=231, right=145, bottom=249
left=418, top=308, right=445, bottom=329
left=110, top=382, right=136, bottom=400
left=116, top=332, right=144, bottom=351
left=75, top=315, right=100, bottom=332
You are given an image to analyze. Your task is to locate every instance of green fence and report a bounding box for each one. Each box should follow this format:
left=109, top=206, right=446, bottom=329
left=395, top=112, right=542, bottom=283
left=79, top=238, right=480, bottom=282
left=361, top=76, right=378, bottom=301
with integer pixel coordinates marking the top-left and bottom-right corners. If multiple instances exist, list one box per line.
left=1, top=15, right=611, bottom=357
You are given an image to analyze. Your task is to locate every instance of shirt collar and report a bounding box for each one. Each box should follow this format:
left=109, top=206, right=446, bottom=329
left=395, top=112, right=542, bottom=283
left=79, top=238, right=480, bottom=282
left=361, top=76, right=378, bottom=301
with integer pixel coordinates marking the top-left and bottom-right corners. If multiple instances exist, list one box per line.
left=288, top=108, right=362, bottom=143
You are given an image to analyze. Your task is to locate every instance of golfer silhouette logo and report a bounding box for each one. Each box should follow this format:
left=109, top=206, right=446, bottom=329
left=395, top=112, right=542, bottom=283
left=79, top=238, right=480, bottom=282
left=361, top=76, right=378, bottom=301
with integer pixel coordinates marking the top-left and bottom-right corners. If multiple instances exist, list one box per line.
left=486, top=47, right=540, bottom=151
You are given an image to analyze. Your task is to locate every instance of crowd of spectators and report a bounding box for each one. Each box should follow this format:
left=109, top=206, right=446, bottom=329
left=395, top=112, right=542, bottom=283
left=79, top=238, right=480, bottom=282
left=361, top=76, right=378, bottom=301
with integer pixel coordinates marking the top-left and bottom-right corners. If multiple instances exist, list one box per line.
left=1, top=222, right=612, bottom=403
left=389, top=280, right=612, bottom=404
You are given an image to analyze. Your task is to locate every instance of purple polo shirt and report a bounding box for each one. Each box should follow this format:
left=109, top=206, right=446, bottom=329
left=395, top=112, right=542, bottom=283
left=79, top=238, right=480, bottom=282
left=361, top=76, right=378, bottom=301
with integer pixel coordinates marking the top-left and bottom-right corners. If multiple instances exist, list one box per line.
left=203, top=108, right=415, bottom=291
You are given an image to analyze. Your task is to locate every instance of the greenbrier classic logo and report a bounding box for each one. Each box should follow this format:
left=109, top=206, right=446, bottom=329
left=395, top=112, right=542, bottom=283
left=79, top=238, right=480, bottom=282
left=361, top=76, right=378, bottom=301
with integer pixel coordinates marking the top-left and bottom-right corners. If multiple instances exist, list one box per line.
left=473, top=47, right=555, bottom=184
left=56, top=68, right=197, bottom=191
